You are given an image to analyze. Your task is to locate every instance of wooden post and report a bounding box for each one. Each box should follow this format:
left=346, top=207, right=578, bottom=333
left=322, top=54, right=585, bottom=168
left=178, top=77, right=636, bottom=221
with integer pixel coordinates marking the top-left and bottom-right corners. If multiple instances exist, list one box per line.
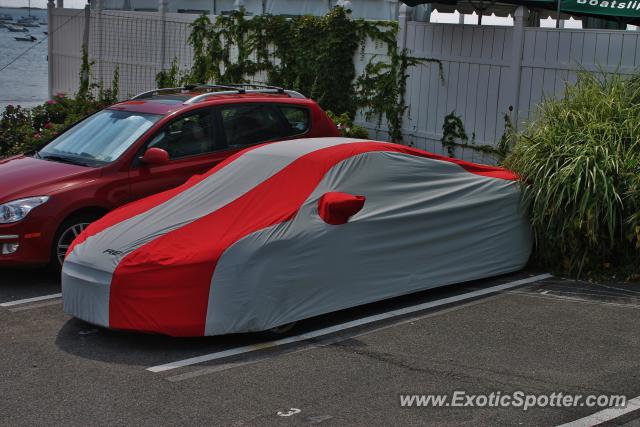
left=397, top=4, right=413, bottom=143
left=398, top=3, right=412, bottom=52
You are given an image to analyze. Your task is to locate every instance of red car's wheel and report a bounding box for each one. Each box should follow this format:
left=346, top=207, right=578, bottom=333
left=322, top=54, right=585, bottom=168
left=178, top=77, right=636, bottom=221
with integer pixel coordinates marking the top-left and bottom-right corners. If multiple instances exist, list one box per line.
left=52, top=213, right=101, bottom=270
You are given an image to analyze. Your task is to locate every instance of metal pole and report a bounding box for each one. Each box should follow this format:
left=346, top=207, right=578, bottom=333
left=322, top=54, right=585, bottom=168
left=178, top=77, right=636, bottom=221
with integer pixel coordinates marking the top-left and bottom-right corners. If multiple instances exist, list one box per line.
left=96, top=0, right=102, bottom=86
left=556, top=0, right=562, bottom=28
left=159, top=0, right=167, bottom=74
left=47, top=0, right=55, bottom=99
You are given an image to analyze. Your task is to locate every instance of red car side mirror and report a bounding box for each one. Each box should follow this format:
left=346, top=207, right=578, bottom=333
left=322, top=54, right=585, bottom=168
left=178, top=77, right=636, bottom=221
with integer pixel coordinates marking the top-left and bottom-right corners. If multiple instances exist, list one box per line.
left=318, top=192, right=366, bottom=225
left=140, top=147, right=169, bottom=166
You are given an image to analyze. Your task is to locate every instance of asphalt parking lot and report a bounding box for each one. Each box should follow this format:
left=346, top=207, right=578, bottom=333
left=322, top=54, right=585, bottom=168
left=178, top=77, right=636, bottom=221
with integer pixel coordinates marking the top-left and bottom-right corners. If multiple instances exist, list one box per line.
left=1, top=269, right=639, bottom=426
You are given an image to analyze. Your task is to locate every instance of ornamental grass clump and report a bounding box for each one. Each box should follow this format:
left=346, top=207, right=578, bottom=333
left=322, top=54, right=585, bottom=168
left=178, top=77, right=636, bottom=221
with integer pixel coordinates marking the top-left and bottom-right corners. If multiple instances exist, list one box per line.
left=505, top=72, right=640, bottom=278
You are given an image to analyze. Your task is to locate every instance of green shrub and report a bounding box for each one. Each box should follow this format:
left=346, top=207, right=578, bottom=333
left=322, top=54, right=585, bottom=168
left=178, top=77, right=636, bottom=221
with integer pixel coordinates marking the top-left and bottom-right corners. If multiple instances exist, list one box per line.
left=504, top=72, right=640, bottom=278
left=0, top=77, right=119, bottom=158
left=0, top=93, right=110, bottom=157
left=326, top=111, right=369, bottom=139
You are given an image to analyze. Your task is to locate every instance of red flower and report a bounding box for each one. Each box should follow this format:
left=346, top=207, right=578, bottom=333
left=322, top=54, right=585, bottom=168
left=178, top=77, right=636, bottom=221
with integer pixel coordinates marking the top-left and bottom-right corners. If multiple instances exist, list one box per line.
left=33, top=133, right=41, bottom=140
left=44, top=122, right=54, bottom=129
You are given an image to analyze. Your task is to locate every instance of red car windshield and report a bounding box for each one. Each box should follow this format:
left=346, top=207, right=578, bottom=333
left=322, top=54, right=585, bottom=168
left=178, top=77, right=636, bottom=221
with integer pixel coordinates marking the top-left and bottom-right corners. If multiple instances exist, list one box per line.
left=39, top=109, right=162, bottom=166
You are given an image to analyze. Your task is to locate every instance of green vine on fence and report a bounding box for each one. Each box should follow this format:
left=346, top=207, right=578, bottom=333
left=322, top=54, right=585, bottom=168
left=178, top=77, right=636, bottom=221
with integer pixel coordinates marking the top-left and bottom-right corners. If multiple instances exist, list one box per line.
left=156, top=7, right=437, bottom=142
left=356, top=50, right=442, bottom=143
left=440, top=109, right=516, bottom=161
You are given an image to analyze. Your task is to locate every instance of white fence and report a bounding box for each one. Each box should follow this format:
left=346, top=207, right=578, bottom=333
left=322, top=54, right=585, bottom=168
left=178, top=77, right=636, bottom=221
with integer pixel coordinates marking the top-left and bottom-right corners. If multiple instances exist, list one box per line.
left=49, top=8, right=195, bottom=98
left=48, top=5, right=640, bottom=163
left=394, top=8, right=640, bottom=162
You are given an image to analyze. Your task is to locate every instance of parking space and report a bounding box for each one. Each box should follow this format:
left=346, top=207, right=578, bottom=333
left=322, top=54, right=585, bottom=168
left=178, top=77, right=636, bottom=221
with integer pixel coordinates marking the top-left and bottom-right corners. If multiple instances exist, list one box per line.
left=1, top=271, right=639, bottom=426
left=0, top=268, right=60, bottom=305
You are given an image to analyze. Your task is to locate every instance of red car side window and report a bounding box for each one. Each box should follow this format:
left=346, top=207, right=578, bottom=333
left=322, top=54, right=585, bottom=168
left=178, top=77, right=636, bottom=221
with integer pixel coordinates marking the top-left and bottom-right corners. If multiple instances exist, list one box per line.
left=220, top=104, right=286, bottom=148
left=147, top=110, right=217, bottom=160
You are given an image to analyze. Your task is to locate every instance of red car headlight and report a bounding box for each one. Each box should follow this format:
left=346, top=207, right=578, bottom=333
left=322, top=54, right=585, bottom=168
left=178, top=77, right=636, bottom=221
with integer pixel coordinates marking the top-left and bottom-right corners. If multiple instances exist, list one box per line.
left=0, top=196, right=49, bottom=224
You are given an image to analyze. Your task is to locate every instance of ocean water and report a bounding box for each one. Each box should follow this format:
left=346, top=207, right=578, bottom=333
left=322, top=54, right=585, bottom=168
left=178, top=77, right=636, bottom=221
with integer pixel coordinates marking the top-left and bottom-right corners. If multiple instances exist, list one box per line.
left=0, top=7, right=49, bottom=111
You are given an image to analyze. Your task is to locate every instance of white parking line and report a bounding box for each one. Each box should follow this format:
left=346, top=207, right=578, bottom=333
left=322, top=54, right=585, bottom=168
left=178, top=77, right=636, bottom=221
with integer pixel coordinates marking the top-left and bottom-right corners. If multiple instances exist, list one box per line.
left=147, top=273, right=552, bottom=373
left=0, top=293, right=62, bottom=307
left=556, top=395, right=640, bottom=427
left=9, top=299, right=63, bottom=312
left=165, top=296, right=498, bottom=382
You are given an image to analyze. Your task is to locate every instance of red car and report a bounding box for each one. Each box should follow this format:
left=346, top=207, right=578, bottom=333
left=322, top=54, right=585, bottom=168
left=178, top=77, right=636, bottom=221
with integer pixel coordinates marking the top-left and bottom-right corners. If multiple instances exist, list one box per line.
left=0, top=84, right=340, bottom=269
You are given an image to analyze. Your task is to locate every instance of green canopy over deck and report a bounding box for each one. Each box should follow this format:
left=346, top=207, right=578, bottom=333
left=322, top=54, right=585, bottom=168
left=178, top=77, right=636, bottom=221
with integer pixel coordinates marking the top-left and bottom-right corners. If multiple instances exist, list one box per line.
left=402, top=0, right=640, bottom=22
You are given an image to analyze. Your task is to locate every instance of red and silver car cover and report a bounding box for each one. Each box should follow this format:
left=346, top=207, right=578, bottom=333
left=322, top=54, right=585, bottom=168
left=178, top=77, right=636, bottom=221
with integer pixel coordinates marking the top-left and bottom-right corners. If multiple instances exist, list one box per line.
left=62, top=137, right=532, bottom=337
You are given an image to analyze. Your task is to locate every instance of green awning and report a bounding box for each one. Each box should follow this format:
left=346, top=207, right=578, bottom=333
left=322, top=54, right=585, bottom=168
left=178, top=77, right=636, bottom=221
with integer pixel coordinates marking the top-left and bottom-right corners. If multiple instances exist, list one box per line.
left=562, top=0, right=640, bottom=19
left=402, top=0, right=640, bottom=20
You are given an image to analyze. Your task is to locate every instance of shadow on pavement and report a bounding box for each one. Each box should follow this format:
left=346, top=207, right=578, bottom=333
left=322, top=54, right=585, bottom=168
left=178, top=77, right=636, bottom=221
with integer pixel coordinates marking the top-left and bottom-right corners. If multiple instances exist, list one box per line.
left=53, top=271, right=535, bottom=367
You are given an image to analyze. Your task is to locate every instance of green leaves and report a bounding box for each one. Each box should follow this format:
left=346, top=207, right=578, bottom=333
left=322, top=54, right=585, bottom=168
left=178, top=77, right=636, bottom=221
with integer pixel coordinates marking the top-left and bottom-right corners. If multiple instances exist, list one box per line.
left=176, top=7, right=400, bottom=125
left=355, top=51, right=441, bottom=143
left=326, top=111, right=369, bottom=138
left=504, top=72, right=640, bottom=278
left=0, top=92, right=108, bottom=157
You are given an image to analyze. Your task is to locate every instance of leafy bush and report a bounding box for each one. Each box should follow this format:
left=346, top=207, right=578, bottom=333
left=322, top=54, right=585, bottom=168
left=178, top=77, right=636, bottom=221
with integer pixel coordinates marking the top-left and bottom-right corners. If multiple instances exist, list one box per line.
left=326, top=111, right=369, bottom=139
left=505, top=72, right=640, bottom=278
left=0, top=92, right=116, bottom=158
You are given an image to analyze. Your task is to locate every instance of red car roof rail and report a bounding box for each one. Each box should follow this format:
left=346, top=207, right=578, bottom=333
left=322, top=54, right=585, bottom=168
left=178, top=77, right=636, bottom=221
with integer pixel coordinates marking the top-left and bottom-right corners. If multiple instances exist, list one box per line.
left=130, top=84, right=306, bottom=104
left=130, top=87, right=188, bottom=99
left=184, top=89, right=306, bottom=104
left=130, top=85, right=242, bottom=100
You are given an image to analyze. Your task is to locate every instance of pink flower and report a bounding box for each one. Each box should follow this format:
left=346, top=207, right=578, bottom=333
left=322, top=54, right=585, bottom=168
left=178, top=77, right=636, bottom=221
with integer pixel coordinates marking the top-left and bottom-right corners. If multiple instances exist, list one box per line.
left=44, top=122, right=54, bottom=129
left=54, top=92, right=66, bottom=98
left=47, top=99, right=57, bottom=105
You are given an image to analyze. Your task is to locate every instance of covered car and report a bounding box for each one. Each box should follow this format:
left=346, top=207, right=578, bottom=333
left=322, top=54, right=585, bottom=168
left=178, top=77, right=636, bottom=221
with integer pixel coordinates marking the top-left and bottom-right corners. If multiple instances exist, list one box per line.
left=62, top=137, right=532, bottom=337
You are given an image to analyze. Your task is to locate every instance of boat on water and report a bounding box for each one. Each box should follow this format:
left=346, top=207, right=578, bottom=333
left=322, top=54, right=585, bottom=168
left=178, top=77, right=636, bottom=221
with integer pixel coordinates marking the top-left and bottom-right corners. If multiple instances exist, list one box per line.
left=7, top=24, right=28, bottom=32
left=14, top=35, right=37, bottom=42
left=17, top=0, right=40, bottom=28
left=18, top=15, right=38, bottom=22
left=0, top=14, right=13, bottom=21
